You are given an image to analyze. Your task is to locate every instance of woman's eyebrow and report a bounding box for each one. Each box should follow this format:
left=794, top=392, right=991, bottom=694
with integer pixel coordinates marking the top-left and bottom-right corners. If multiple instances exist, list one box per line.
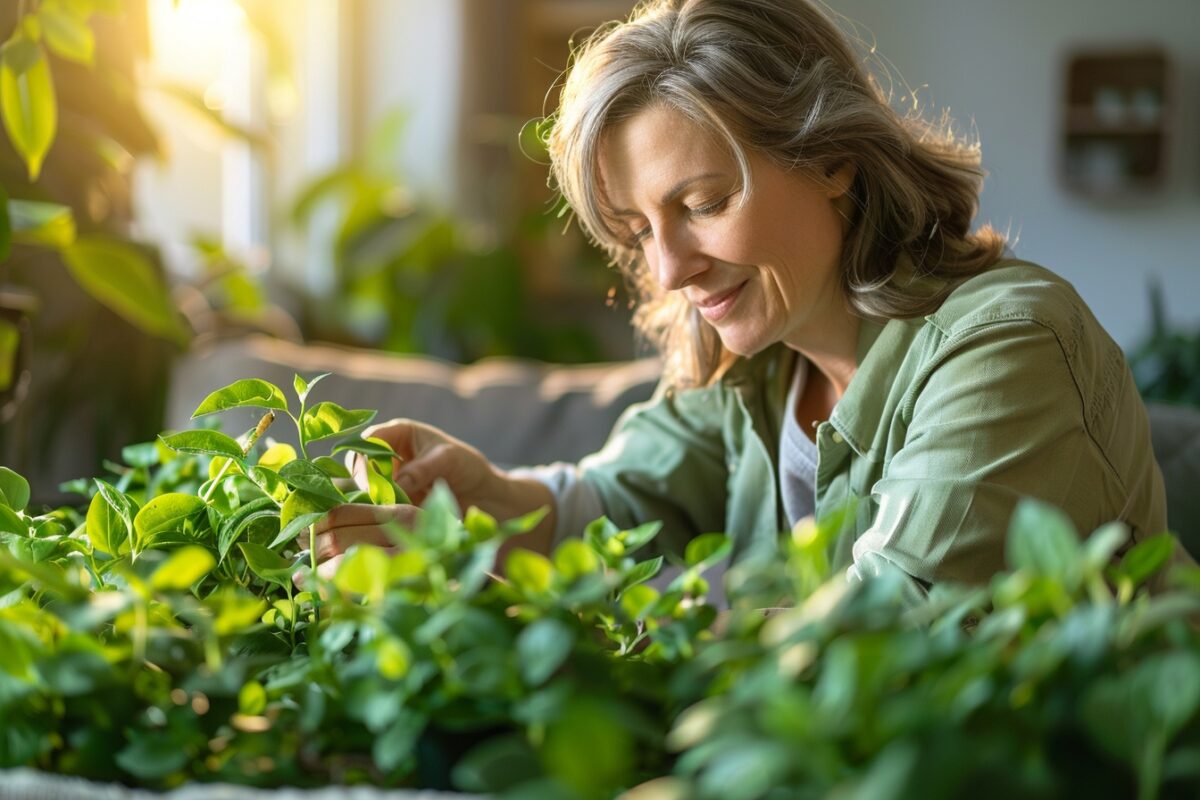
left=609, top=172, right=726, bottom=216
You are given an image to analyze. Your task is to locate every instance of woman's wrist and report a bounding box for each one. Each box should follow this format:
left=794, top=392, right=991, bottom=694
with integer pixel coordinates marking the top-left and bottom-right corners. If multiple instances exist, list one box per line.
left=484, top=469, right=558, bottom=557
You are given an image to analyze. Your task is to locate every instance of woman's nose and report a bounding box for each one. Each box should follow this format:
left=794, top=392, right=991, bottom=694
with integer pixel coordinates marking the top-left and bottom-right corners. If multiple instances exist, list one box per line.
left=647, top=225, right=707, bottom=291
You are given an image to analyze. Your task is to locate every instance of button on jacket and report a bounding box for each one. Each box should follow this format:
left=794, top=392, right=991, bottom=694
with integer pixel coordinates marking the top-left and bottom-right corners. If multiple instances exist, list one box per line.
left=575, top=261, right=1170, bottom=595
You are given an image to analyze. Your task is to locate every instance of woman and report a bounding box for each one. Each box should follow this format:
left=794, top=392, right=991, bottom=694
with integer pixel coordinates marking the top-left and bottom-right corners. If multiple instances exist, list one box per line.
left=310, top=0, right=1168, bottom=601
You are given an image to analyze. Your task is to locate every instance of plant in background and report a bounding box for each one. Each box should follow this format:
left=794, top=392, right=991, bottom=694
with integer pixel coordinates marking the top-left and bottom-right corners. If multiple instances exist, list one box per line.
left=1128, top=277, right=1200, bottom=407
left=289, top=110, right=606, bottom=365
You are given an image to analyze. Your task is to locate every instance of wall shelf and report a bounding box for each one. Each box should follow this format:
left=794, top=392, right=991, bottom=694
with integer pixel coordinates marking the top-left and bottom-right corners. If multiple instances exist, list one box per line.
left=1060, top=47, right=1171, bottom=197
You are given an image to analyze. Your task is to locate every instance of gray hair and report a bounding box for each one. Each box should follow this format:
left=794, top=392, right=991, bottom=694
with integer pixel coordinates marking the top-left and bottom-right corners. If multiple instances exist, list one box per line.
left=546, top=0, right=1007, bottom=386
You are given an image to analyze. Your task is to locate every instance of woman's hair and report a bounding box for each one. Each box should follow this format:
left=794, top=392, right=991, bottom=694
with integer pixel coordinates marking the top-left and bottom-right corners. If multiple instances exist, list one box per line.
left=545, top=0, right=1008, bottom=387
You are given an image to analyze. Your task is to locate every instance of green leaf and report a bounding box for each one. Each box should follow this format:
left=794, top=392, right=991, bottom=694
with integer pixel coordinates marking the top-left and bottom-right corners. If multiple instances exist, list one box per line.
left=280, top=488, right=335, bottom=531
left=133, top=493, right=205, bottom=553
left=61, top=237, right=190, bottom=345
left=38, top=4, right=95, bottom=64
left=507, top=549, right=554, bottom=596
left=256, top=442, right=296, bottom=471
left=238, top=541, right=295, bottom=586
left=621, top=584, right=659, bottom=620
left=279, top=459, right=346, bottom=503
left=554, top=539, right=599, bottom=580
left=86, top=490, right=129, bottom=556
left=192, top=378, right=289, bottom=417
left=1006, top=499, right=1082, bottom=584
left=7, top=199, right=75, bottom=247
left=293, top=372, right=330, bottom=404
left=159, top=429, right=244, bottom=460
left=517, top=618, right=574, bottom=687
left=685, top=532, right=730, bottom=568
left=115, top=730, right=189, bottom=781
left=0, top=467, right=30, bottom=512
left=367, top=459, right=395, bottom=505
left=150, top=545, right=215, bottom=591
left=312, top=455, right=351, bottom=479
left=0, top=504, right=28, bottom=535
left=373, top=709, right=425, bottom=772
left=334, top=544, right=390, bottom=603
left=217, top=496, right=278, bottom=562
left=239, top=680, right=267, bottom=715
left=92, top=478, right=135, bottom=540
left=1, top=39, right=56, bottom=181
left=1084, top=521, right=1130, bottom=570
left=301, top=401, right=376, bottom=442
left=1116, top=533, right=1177, bottom=588
left=622, top=556, right=664, bottom=591
left=268, top=511, right=325, bottom=550
left=121, top=442, right=160, bottom=468
left=205, top=587, right=267, bottom=636
left=332, top=436, right=397, bottom=460
left=246, top=465, right=288, bottom=504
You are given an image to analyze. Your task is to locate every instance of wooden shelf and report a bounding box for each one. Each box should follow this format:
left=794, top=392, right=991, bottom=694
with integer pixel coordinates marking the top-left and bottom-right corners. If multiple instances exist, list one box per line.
left=1060, top=46, right=1171, bottom=197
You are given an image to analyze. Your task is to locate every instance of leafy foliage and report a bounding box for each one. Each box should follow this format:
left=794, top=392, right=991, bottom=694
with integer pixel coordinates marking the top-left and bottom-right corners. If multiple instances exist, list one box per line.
left=0, top=375, right=1198, bottom=799
left=1128, top=278, right=1200, bottom=407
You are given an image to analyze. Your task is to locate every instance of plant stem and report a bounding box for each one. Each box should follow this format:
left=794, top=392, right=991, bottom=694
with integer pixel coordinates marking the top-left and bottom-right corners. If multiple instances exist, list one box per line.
left=200, top=411, right=276, bottom=503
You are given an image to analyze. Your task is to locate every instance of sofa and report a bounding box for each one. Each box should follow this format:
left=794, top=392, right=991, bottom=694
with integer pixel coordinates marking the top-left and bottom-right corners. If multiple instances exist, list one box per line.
left=167, top=335, right=1200, bottom=559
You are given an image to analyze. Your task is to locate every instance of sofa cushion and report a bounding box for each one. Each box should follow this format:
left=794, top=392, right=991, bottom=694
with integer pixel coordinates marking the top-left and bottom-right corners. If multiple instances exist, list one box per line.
left=167, top=336, right=661, bottom=468
left=1146, top=402, right=1200, bottom=557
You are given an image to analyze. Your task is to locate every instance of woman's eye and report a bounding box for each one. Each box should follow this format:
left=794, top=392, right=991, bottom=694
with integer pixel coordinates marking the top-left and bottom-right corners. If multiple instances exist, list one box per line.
left=629, top=226, right=653, bottom=245
left=689, top=195, right=729, bottom=217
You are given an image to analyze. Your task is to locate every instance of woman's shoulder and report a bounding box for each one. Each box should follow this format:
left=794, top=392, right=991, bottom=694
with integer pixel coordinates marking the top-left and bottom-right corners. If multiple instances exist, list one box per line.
left=925, top=259, right=1099, bottom=347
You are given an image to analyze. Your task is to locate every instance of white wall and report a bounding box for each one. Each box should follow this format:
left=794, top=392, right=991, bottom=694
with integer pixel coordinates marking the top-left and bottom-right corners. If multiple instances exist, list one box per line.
left=830, top=0, right=1200, bottom=348
left=357, top=0, right=464, bottom=211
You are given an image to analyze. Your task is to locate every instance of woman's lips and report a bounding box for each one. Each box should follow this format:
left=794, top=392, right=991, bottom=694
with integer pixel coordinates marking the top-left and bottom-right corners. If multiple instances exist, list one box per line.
left=695, top=281, right=747, bottom=322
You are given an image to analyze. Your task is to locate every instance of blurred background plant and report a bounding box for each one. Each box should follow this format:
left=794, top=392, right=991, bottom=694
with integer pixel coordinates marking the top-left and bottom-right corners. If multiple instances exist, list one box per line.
left=0, top=0, right=289, bottom=504
left=1128, top=278, right=1200, bottom=408
left=288, top=110, right=604, bottom=364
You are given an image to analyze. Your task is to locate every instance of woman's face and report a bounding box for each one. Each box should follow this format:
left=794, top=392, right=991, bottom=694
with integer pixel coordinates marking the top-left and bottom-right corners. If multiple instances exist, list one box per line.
left=598, top=104, right=855, bottom=359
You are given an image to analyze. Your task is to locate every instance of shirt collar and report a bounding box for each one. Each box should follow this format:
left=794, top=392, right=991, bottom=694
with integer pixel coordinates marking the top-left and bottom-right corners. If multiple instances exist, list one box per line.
left=829, top=315, right=921, bottom=458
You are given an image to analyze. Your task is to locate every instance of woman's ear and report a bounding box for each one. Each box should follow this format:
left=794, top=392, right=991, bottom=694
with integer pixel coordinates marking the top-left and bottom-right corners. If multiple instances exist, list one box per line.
left=825, top=161, right=856, bottom=199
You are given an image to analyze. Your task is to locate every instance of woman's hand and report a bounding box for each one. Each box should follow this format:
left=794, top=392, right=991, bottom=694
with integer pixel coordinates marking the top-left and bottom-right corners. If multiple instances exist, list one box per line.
left=299, top=419, right=558, bottom=584
left=352, top=419, right=506, bottom=510
left=304, top=503, right=421, bottom=580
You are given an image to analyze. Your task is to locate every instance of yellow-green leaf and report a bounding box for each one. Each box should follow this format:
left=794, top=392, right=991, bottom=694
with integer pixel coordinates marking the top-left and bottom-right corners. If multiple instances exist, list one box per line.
left=8, top=199, right=74, bottom=247
left=334, top=544, right=389, bottom=603
left=0, top=468, right=29, bottom=513
left=150, top=545, right=215, bottom=591
left=301, top=402, right=376, bottom=442
left=239, top=680, right=267, bottom=715
left=193, top=378, right=288, bottom=417
left=86, top=488, right=130, bottom=557
left=366, top=459, right=395, bottom=506
left=159, top=430, right=244, bottom=460
left=1, top=41, right=56, bottom=181
left=133, top=493, right=204, bottom=552
left=61, top=237, right=190, bottom=345
left=506, top=549, right=554, bottom=596
left=257, top=442, right=296, bottom=471
left=38, top=4, right=95, bottom=65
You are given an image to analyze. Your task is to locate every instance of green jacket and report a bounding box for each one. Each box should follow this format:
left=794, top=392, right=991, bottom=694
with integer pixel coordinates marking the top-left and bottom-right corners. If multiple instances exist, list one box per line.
left=577, top=261, right=1168, bottom=592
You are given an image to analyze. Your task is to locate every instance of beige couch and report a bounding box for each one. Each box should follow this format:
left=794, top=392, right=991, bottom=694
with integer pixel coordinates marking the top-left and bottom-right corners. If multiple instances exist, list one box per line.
left=167, top=335, right=661, bottom=469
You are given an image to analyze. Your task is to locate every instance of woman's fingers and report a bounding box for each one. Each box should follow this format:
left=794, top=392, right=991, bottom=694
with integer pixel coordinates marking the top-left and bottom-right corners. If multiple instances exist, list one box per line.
left=308, top=504, right=422, bottom=564
left=314, top=503, right=417, bottom=535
